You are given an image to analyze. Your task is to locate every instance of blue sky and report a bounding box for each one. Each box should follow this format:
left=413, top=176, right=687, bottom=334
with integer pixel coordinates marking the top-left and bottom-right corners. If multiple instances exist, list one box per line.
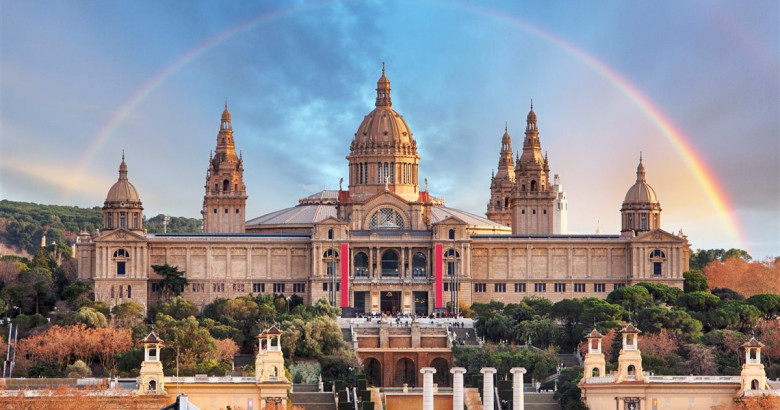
left=1, top=1, right=778, bottom=258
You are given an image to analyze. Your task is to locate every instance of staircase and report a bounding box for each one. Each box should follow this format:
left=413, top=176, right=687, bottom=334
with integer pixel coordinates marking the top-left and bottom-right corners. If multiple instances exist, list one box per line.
left=452, top=328, right=480, bottom=346
left=556, top=353, right=580, bottom=368
left=291, top=384, right=336, bottom=410
left=525, top=391, right=560, bottom=410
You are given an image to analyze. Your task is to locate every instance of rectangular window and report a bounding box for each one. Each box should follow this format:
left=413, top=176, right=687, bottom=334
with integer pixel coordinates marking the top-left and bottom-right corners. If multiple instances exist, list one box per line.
left=116, top=261, right=126, bottom=275
left=574, top=283, right=586, bottom=293
left=322, top=283, right=340, bottom=291
left=444, top=283, right=461, bottom=292
left=273, top=283, right=285, bottom=293
left=474, top=283, right=487, bottom=293
left=232, top=283, right=245, bottom=293
left=494, top=283, right=506, bottom=293
left=151, top=283, right=161, bottom=293
left=514, top=283, right=526, bottom=292
left=614, top=283, right=625, bottom=290
left=534, top=283, right=546, bottom=293
left=554, top=283, right=566, bottom=292
left=594, top=283, right=606, bottom=292
left=253, top=283, right=265, bottom=293
left=653, top=262, right=662, bottom=276
left=127, top=285, right=131, bottom=299
left=293, top=283, right=306, bottom=293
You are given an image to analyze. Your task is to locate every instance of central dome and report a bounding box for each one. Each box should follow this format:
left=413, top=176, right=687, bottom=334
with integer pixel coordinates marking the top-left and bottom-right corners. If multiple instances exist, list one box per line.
left=351, top=66, right=416, bottom=152
left=623, top=158, right=659, bottom=204
left=105, top=157, right=141, bottom=204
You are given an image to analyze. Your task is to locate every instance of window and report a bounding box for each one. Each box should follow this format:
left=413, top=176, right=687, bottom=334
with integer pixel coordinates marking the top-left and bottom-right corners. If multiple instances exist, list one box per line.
left=107, top=213, right=113, bottom=229
left=532, top=209, right=536, bottom=215
left=354, top=252, right=369, bottom=277
left=293, top=283, right=306, bottom=293
left=235, top=209, right=239, bottom=214
left=534, top=283, right=546, bottom=292
left=474, top=283, right=487, bottom=293
left=627, top=214, right=633, bottom=229
left=449, top=229, right=456, bottom=240
left=273, top=283, right=285, bottom=293
left=543, top=209, right=547, bottom=214
left=554, top=283, right=566, bottom=292
left=445, top=249, right=460, bottom=277
left=494, top=283, right=506, bottom=293
left=224, top=208, right=228, bottom=214
left=574, top=283, right=586, bottom=292
left=594, top=283, right=606, bottom=292
left=614, top=283, right=625, bottom=290
left=120, top=212, right=126, bottom=228
left=323, top=283, right=340, bottom=291
left=116, top=261, right=126, bottom=275
left=444, top=283, right=460, bottom=291
left=640, top=214, right=647, bottom=230
left=127, top=285, right=131, bottom=299
left=192, top=283, right=205, bottom=292
left=151, top=283, right=161, bottom=293
left=213, top=208, right=217, bottom=214
left=232, top=283, right=246, bottom=293
left=328, top=228, right=333, bottom=240
left=514, top=283, right=526, bottom=292
left=323, top=249, right=340, bottom=278
left=369, top=208, right=405, bottom=229
left=521, top=209, right=525, bottom=214
left=381, top=250, right=399, bottom=277
left=649, top=249, right=665, bottom=276
left=653, top=262, right=662, bottom=276
left=213, top=283, right=225, bottom=292
left=111, top=286, right=115, bottom=298
left=133, top=214, right=138, bottom=229
left=412, top=252, right=426, bottom=277
left=253, top=283, right=265, bottom=293
left=113, top=249, right=129, bottom=258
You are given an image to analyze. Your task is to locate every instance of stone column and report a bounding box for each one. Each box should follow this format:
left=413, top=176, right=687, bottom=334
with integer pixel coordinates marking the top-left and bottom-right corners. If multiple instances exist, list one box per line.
left=451, top=367, right=467, bottom=410
left=481, top=367, right=496, bottom=410
left=511, top=367, right=527, bottom=410
left=421, top=367, right=437, bottom=410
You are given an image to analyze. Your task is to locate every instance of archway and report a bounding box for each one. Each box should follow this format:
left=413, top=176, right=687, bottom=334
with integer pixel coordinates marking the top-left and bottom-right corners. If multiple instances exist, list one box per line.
left=148, top=380, right=156, bottom=391
left=382, top=250, right=399, bottom=277
left=363, top=358, right=382, bottom=387
left=751, top=379, right=759, bottom=390
left=431, top=357, right=450, bottom=387
left=627, top=365, right=635, bottom=376
left=591, top=367, right=600, bottom=377
left=395, top=358, right=416, bottom=387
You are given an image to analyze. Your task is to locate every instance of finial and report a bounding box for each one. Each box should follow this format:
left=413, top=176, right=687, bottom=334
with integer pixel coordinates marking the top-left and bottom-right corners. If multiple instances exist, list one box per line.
left=339, top=177, right=343, bottom=191
left=122, top=149, right=125, bottom=161
left=530, top=99, right=533, bottom=110
left=505, top=122, right=508, bottom=132
left=424, top=178, right=429, bottom=192
left=382, top=61, right=385, bottom=75
left=225, top=97, right=227, bottom=109
left=639, top=151, right=643, bottom=163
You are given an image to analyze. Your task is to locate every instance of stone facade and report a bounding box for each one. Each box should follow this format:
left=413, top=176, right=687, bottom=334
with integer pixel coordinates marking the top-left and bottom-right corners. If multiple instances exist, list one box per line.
left=76, top=67, right=690, bottom=313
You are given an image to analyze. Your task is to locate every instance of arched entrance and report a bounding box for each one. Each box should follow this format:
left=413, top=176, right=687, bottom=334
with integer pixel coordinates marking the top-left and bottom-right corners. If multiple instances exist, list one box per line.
left=431, top=357, right=450, bottom=387
left=395, top=358, right=416, bottom=387
left=363, top=358, right=382, bottom=387
left=381, top=291, right=401, bottom=314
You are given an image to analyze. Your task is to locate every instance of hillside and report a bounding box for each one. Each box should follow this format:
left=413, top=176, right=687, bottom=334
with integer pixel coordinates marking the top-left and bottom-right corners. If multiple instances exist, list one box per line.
left=0, top=200, right=201, bottom=256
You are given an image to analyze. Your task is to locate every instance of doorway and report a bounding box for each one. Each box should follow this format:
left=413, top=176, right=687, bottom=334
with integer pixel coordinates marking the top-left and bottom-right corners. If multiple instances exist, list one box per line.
left=380, top=291, right=401, bottom=314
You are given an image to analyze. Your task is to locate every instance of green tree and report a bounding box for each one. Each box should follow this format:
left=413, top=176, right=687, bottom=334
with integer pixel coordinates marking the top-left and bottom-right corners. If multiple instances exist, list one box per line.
left=580, top=298, right=624, bottom=325
left=711, top=287, right=744, bottom=302
left=483, top=313, right=514, bottom=343
left=745, top=294, right=780, bottom=320
left=515, top=317, right=562, bottom=348
left=683, top=270, right=709, bottom=293
left=635, top=282, right=683, bottom=305
left=155, top=295, right=198, bottom=320
left=675, top=291, right=721, bottom=312
left=152, top=264, right=188, bottom=300
left=111, top=301, right=146, bottom=327
left=62, top=280, right=91, bottom=308
left=153, top=313, right=218, bottom=375
left=606, top=285, right=652, bottom=313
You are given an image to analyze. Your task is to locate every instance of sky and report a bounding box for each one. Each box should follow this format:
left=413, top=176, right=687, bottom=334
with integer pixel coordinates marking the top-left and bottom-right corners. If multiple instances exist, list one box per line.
left=1, top=1, right=778, bottom=259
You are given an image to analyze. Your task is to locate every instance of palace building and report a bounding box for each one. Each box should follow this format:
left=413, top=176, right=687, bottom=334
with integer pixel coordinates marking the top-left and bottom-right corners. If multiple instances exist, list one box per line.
left=76, top=67, right=690, bottom=314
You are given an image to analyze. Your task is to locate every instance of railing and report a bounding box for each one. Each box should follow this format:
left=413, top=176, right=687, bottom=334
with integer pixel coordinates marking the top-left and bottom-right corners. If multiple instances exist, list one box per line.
left=584, top=375, right=616, bottom=384
left=743, top=389, right=780, bottom=397
left=166, top=376, right=257, bottom=383
left=645, top=375, right=740, bottom=384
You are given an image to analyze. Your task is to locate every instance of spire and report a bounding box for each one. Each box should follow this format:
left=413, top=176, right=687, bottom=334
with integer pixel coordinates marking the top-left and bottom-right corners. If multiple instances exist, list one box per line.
left=636, top=152, right=646, bottom=182
left=119, top=151, right=128, bottom=181
left=221, top=99, right=231, bottom=130
left=375, top=62, right=392, bottom=107
left=526, top=100, right=537, bottom=131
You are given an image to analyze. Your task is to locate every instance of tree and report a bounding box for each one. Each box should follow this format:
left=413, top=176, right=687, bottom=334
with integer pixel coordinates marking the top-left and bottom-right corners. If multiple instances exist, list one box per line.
left=606, top=285, right=652, bottom=312
left=635, top=282, right=683, bottom=305
left=683, top=270, right=709, bottom=293
left=705, top=257, right=780, bottom=296
left=637, top=328, right=679, bottom=358
left=151, top=264, right=188, bottom=300
left=65, top=360, right=92, bottom=378
left=745, top=294, right=780, bottom=320
left=155, top=295, right=198, bottom=320
left=68, top=307, right=108, bottom=328
left=515, top=317, right=563, bottom=348
left=153, top=313, right=217, bottom=375
left=483, top=313, right=513, bottom=343
left=580, top=298, right=624, bottom=325
left=111, top=301, right=146, bottom=327
left=62, top=280, right=91, bottom=308
left=679, top=344, right=717, bottom=375
left=675, top=291, right=720, bottom=312
left=711, top=287, right=744, bottom=302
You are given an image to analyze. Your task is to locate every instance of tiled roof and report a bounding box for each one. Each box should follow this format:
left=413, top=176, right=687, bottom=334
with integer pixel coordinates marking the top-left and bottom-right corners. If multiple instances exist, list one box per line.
left=586, top=328, right=603, bottom=338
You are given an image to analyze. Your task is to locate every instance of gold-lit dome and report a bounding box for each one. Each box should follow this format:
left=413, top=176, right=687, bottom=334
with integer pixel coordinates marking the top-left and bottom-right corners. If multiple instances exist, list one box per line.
left=623, top=156, right=659, bottom=204
left=352, top=65, right=416, bottom=151
left=526, top=101, right=537, bottom=124
left=105, top=155, right=141, bottom=204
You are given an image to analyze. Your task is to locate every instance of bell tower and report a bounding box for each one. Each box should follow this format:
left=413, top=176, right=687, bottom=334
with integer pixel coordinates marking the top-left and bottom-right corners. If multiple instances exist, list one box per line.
left=202, top=102, right=247, bottom=233
left=740, top=337, right=769, bottom=392
left=583, top=329, right=606, bottom=379
left=138, top=332, right=165, bottom=394
left=615, top=324, right=644, bottom=383
left=510, top=102, right=556, bottom=234
left=255, top=326, right=288, bottom=383
left=486, top=125, right=515, bottom=226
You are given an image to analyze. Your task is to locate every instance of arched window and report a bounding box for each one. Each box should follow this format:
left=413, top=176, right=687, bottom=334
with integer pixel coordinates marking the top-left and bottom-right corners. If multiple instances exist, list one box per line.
left=445, top=249, right=460, bottom=276
left=354, top=252, right=369, bottom=277
left=530, top=180, right=537, bottom=191
left=627, top=365, right=635, bottom=376
left=328, top=228, right=333, bottom=240
left=369, top=208, right=405, bottom=229
left=504, top=197, right=509, bottom=208
left=120, top=212, right=126, bottom=228
left=448, top=229, right=456, bottom=240
left=412, top=252, right=426, bottom=277
left=381, top=250, right=399, bottom=277
left=591, top=368, right=600, bottom=377
left=752, top=379, right=759, bottom=390
left=223, top=179, right=230, bottom=192
left=323, top=249, right=340, bottom=277
left=640, top=213, right=648, bottom=230
left=148, top=380, right=156, bottom=391
left=113, top=249, right=129, bottom=276
left=649, top=249, right=666, bottom=276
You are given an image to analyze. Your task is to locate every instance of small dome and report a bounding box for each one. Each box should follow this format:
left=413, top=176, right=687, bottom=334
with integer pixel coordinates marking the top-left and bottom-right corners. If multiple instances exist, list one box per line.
left=105, top=156, right=141, bottom=204
left=623, top=156, right=658, bottom=204
left=527, top=102, right=537, bottom=124
left=221, top=101, right=231, bottom=123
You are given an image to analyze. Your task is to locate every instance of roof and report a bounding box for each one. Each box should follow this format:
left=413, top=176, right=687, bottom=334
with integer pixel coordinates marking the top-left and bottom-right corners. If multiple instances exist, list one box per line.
left=142, top=331, right=163, bottom=344
left=620, top=324, right=641, bottom=334
left=586, top=329, right=603, bottom=339
left=742, top=337, right=765, bottom=348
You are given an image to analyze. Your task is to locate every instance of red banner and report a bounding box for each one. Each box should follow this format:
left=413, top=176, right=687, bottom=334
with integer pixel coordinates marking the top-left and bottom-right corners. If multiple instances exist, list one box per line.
left=341, top=243, right=349, bottom=307
left=435, top=244, right=443, bottom=308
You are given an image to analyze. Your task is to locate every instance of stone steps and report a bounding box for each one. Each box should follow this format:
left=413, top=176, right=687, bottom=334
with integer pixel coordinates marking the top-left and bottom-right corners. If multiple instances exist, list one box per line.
left=290, top=391, right=336, bottom=410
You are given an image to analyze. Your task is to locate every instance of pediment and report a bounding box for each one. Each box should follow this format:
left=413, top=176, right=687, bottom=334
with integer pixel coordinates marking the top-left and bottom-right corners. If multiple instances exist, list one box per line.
left=432, top=215, right=467, bottom=226
left=631, top=229, right=684, bottom=243
left=315, top=216, right=346, bottom=227
left=95, top=228, right=147, bottom=243
left=363, top=191, right=411, bottom=212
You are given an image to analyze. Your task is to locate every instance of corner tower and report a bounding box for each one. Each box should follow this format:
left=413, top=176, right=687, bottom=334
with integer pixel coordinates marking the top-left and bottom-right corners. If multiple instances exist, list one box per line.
left=621, top=154, right=661, bottom=235
left=202, top=102, right=247, bottom=233
left=486, top=125, right=515, bottom=226
left=510, top=103, right=556, bottom=234
left=103, top=154, right=143, bottom=233
left=346, top=64, right=421, bottom=202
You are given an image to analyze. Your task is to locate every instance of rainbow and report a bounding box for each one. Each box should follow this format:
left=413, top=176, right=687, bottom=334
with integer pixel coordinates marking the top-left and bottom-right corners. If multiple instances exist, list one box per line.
left=67, top=0, right=744, bottom=248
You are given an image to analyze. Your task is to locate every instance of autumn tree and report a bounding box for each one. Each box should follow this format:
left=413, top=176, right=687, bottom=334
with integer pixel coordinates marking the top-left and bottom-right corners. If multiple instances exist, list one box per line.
left=705, top=257, right=780, bottom=296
